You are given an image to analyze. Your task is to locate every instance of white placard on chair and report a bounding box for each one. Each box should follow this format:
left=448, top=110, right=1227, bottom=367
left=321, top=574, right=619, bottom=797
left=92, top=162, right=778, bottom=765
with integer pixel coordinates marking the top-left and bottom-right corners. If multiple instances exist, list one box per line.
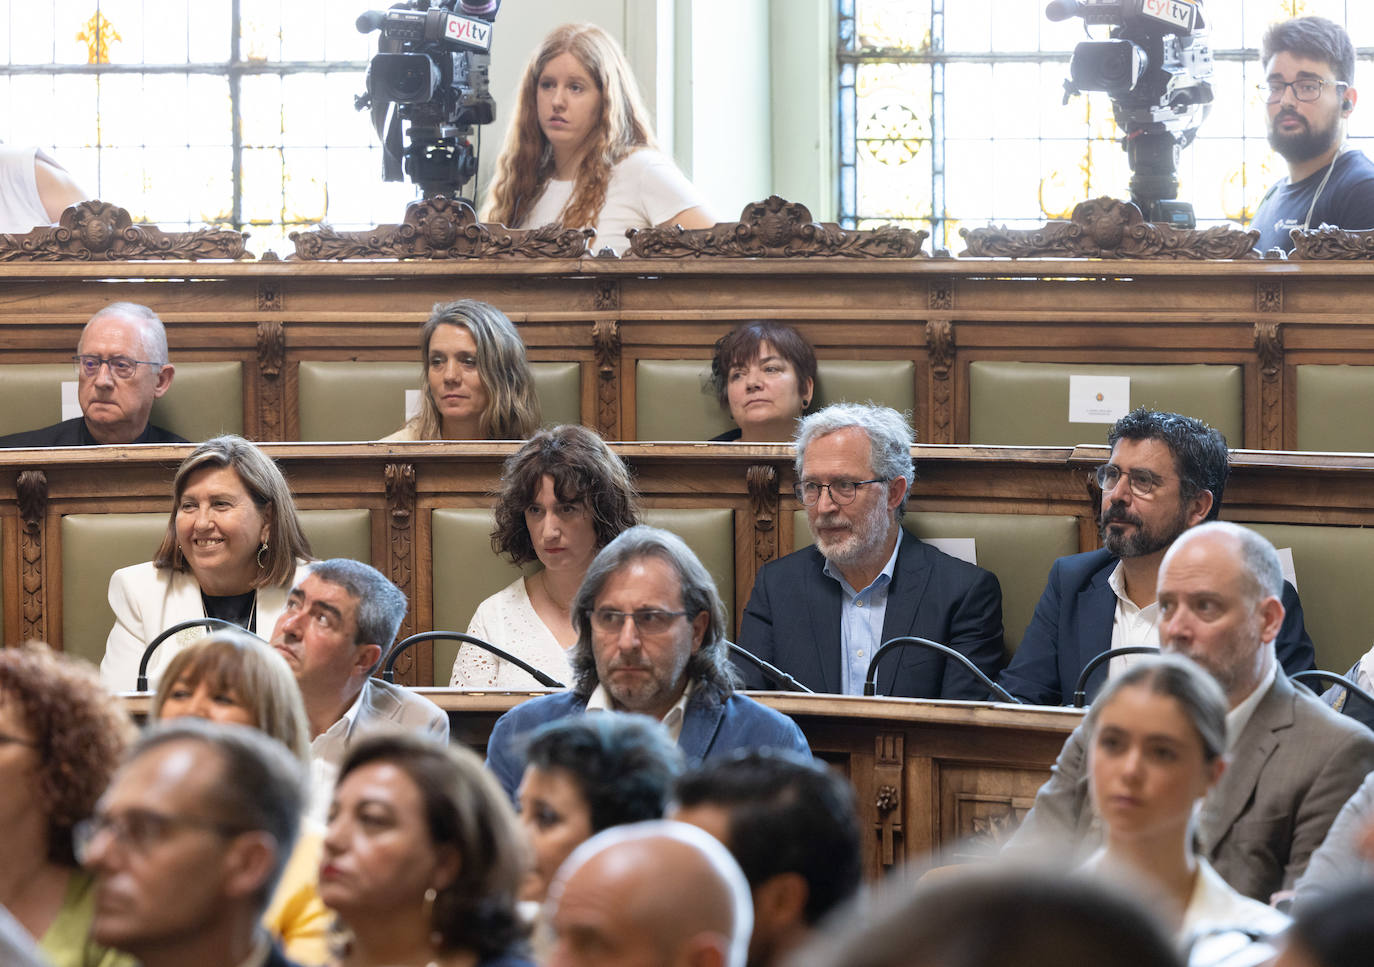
left=1069, top=374, right=1130, bottom=424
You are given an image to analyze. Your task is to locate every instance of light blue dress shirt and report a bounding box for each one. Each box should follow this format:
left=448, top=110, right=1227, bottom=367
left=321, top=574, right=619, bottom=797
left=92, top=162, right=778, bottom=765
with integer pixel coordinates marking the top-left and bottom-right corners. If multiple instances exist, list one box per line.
left=824, top=538, right=901, bottom=695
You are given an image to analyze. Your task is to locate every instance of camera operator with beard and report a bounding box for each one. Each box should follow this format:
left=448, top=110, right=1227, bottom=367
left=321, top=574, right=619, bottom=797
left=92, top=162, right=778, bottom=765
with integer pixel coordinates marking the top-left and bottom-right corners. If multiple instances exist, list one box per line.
left=1250, top=16, right=1374, bottom=254
left=998, top=408, right=1315, bottom=707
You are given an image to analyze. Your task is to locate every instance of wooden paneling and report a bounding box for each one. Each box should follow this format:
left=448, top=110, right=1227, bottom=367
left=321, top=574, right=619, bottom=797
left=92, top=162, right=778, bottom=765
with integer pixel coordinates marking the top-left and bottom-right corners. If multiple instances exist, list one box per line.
left=4, top=260, right=1374, bottom=447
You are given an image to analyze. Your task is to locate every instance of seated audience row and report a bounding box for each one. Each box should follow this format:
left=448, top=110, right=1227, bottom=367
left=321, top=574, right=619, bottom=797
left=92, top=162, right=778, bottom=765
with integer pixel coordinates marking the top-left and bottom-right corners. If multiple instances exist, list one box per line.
left=0, top=300, right=820, bottom=449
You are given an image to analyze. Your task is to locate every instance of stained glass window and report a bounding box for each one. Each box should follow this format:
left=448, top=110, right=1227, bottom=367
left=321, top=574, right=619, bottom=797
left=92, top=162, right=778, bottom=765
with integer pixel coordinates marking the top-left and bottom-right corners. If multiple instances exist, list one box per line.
left=839, top=0, right=1374, bottom=251
left=0, top=1, right=420, bottom=257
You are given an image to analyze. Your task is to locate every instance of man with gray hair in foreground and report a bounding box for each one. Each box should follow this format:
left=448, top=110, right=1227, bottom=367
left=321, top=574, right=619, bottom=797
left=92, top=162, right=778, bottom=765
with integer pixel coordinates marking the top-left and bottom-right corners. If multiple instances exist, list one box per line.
left=0, top=301, right=186, bottom=447
left=484, top=525, right=810, bottom=800
left=545, top=820, right=753, bottom=967
left=268, top=558, right=448, bottom=820
left=738, top=401, right=1004, bottom=698
left=1004, top=521, right=1374, bottom=902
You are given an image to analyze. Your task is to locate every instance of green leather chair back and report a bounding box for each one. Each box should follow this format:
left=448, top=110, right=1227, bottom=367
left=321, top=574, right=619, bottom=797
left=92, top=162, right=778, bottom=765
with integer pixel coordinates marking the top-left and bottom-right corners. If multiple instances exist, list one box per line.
left=793, top=510, right=1079, bottom=654
left=430, top=506, right=735, bottom=686
left=297, top=360, right=581, bottom=441
left=0, top=362, right=243, bottom=442
left=635, top=359, right=916, bottom=440
left=968, top=362, right=1243, bottom=446
left=61, top=509, right=371, bottom=667
left=1239, top=522, right=1374, bottom=675
left=1295, top=366, right=1374, bottom=452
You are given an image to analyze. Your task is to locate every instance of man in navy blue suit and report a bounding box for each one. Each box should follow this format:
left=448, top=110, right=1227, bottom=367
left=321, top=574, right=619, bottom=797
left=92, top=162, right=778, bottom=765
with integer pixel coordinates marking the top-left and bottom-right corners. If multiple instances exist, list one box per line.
left=737, top=403, right=1004, bottom=699
left=999, top=408, right=1314, bottom=706
left=485, top=525, right=809, bottom=799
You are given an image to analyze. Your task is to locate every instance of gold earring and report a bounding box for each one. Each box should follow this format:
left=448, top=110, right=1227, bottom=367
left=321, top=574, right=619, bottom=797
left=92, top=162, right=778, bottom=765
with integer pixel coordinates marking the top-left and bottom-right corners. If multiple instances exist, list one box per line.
left=256, top=542, right=268, bottom=568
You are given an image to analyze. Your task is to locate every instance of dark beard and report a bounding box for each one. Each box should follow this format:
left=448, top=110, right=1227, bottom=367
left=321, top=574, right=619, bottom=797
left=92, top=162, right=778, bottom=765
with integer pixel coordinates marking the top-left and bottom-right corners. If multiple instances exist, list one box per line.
left=1099, top=504, right=1188, bottom=559
left=1268, top=109, right=1340, bottom=165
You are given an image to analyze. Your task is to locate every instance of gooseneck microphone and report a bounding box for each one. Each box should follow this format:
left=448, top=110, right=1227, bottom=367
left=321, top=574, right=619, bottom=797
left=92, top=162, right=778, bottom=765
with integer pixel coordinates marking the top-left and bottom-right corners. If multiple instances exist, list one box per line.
left=1072, top=646, right=1161, bottom=707
left=727, top=642, right=814, bottom=694
left=863, top=636, right=1020, bottom=703
left=384, top=631, right=565, bottom=689
left=138, top=617, right=259, bottom=691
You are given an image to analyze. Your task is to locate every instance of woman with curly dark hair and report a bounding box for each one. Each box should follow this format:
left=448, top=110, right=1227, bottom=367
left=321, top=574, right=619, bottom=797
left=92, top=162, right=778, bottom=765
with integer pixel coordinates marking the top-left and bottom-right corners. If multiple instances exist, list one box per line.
left=0, top=643, right=136, bottom=967
left=320, top=734, right=532, bottom=967
left=449, top=425, right=638, bottom=689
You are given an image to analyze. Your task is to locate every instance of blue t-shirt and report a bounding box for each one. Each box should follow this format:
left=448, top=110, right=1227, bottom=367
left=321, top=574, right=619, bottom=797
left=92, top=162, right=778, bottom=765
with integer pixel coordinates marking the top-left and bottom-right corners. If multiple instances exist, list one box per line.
left=1251, top=149, right=1374, bottom=254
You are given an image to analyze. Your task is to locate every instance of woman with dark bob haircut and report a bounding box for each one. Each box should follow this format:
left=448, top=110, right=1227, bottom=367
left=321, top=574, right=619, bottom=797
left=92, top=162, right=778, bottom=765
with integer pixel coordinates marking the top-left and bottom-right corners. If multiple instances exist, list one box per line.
left=709, top=321, right=818, bottom=443
left=101, top=435, right=314, bottom=691
left=320, top=733, right=532, bottom=967
left=516, top=714, right=683, bottom=902
left=0, top=643, right=136, bottom=967
left=384, top=299, right=541, bottom=442
left=449, top=425, right=639, bottom=689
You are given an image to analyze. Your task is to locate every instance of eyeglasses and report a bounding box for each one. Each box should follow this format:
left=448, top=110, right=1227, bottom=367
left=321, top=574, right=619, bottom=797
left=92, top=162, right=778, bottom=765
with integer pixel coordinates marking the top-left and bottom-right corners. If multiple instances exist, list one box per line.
left=1094, top=464, right=1166, bottom=498
left=794, top=479, right=888, bottom=506
left=72, top=807, right=246, bottom=864
left=72, top=354, right=162, bottom=380
left=589, top=608, right=693, bottom=635
left=1259, top=78, right=1347, bottom=104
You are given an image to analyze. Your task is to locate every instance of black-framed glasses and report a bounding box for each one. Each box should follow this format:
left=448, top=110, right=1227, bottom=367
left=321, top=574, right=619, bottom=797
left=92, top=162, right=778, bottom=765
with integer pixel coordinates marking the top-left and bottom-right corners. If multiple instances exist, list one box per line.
left=1259, top=78, right=1347, bottom=104
left=794, top=478, right=888, bottom=506
left=73, top=807, right=247, bottom=864
left=589, top=608, right=693, bottom=635
left=1094, top=464, right=1165, bottom=498
left=72, top=354, right=162, bottom=380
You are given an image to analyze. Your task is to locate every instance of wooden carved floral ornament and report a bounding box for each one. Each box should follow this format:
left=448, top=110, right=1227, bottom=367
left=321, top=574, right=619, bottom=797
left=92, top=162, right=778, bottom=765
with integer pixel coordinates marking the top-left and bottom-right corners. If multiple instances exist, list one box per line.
left=959, top=197, right=1259, bottom=260
left=290, top=196, right=593, bottom=260
left=0, top=200, right=248, bottom=261
left=626, top=195, right=928, bottom=259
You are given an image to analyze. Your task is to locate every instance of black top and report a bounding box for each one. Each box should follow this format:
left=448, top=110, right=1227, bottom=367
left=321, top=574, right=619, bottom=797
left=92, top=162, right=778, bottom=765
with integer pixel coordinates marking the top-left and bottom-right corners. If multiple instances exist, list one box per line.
left=1251, top=149, right=1374, bottom=254
left=202, top=589, right=258, bottom=635
left=0, top=417, right=188, bottom=448
left=708, top=427, right=743, bottom=442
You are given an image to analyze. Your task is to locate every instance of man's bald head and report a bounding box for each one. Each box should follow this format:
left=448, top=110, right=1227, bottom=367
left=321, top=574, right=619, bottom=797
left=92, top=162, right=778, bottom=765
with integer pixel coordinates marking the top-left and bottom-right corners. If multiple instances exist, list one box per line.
left=1156, top=521, right=1286, bottom=706
left=547, top=820, right=753, bottom=967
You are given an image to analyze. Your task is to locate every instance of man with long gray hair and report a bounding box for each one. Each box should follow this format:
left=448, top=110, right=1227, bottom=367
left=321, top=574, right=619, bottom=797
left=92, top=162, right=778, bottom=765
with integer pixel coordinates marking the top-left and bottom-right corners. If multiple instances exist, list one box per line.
left=738, top=402, right=1004, bottom=698
left=485, top=525, right=809, bottom=800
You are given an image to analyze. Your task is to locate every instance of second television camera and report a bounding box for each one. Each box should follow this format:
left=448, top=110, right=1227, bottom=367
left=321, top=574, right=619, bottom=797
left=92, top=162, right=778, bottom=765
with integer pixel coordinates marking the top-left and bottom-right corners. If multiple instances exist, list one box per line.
left=1048, top=0, right=1213, bottom=226
left=356, top=0, right=501, bottom=199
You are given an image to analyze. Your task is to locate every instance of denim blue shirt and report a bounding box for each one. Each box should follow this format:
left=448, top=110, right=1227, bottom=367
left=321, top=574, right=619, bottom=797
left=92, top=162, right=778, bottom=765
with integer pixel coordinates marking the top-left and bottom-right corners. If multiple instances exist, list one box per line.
left=824, top=538, right=901, bottom=695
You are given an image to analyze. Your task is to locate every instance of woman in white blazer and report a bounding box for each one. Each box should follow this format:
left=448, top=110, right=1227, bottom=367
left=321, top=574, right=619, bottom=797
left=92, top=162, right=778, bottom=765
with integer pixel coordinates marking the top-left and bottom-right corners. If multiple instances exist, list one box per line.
left=100, top=435, right=314, bottom=691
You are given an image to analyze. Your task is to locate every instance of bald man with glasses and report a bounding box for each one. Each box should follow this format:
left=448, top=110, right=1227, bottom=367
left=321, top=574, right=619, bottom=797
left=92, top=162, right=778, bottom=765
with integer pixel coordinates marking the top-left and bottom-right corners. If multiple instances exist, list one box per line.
left=1251, top=15, right=1374, bottom=254
left=737, top=402, right=1005, bottom=700
left=0, top=302, right=186, bottom=447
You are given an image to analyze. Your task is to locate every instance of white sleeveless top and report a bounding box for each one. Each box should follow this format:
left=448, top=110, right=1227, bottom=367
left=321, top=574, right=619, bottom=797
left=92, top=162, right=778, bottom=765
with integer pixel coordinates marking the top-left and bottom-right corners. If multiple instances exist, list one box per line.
left=0, top=146, right=57, bottom=233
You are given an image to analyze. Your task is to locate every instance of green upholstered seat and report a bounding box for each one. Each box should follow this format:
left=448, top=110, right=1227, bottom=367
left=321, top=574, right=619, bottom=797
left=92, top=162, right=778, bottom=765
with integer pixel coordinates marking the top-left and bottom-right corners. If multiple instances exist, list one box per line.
left=296, top=360, right=581, bottom=441
left=634, top=359, right=916, bottom=440
left=793, top=510, right=1080, bottom=655
left=967, top=362, right=1243, bottom=447
left=430, top=506, right=735, bottom=686
left=1239, top=522, right=1374, bottom=675
left=61, top=509, right=371, bottom=667
left=1295, top=366, right=1374, bottom=452
left=0, top=362, right=243, bottom=442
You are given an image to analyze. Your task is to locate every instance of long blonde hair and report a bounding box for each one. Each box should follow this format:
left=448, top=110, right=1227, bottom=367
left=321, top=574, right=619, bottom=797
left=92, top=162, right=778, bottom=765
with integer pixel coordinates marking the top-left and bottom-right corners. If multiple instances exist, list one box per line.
left=483, top=23, right=657, bottom=232
left=406, top=299, right=541, bottom=440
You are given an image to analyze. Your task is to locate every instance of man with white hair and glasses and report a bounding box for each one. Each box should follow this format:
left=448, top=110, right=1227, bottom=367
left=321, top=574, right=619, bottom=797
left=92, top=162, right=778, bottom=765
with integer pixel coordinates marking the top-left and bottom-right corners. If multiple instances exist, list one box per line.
left=737, top=402, right=1004, bottom=699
